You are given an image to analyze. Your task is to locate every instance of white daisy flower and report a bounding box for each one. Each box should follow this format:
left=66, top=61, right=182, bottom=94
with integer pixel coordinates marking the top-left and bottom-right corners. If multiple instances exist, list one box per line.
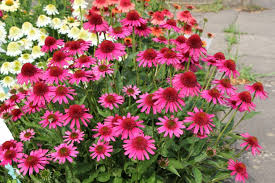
left=22, top=22, right=33, bottom=35
left=1, top=76, right=15, bottom=87
left=88, top=33, right=99, bottom=46
left=18, top=53, right=34, bottom=63
left=68, top=26, right=80, bottom=40
left=36, top=15, right=51, bottom=27
left=72, top=8, right=87, bottom=21
left=27, top=28, right=40, bottom=41
left=0, top=21, right=5, bottom=28
left=0, top=90, right=9, bottom=101
left=10, top=60, right=22, bottom=74
left=0, top=26, right=7, bottom=43
left=0, top=0, right=20, bottom=12
left=31, top=45, right=44, bottom=59
left=51, top=18, right=62, bottom=30
left=0, top=62, right=12, bottom=74
left=38, top=33, right=48, bottom=46
left=72, top=0, right=88, bottom=10
left=77, top=28, right=90, bottom=40
left=8, top=26, right=23, bottom=41
left=64, top=17, right=81, bottom=28
left=18, top=38, right=33, bottom=50
left=44, top=4, right=59, bottom=15
left=6, top=42, right=21, bottom=56
left=58, top=24, right=70, bottom=35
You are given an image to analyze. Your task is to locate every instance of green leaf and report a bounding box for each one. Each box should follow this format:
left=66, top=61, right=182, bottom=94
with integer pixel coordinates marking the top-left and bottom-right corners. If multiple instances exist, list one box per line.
left=169, top=159, right=184, bottom=169
left=242, top=111, right=260, bottom=120
left=78, top=95, right=87, bottom=105
left=113, top=177, right=123, bottom=183
left=211, top=172, right=230, bottom=182
left=96, top=172, right=111, bottom=182
left=192, top=167, right=202, bottom=183
left=65, top=165, right=73, bottom=183
left=96, top=107, right=111, bottom=117
left=83, top=170, right=99, bottom=183
left=166, top=166, right=180, bottom=177
left=193, top=152, right=207, bottom=163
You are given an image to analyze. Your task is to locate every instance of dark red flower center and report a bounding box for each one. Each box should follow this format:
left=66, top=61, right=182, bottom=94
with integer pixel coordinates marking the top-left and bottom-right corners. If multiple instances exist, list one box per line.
left=163, top=49, right=177, bottom=59
left=25, top=155, right=39, bottom=167
left=162, top=87, right=179, bottom=102
left=165, top=120, right=177, bottom=130
left=45, top=36, right=57, bottom=46
left=136, top=23, right=148, bottom=31
left=252, top=82, right=264, bottom=92
left=78, top=55, right=90, bottom=64
left=238, top=91, right=252, bottom=103
left=47, top=114, right=58, bottom=123
left=143, top=49, right=157, bottom=60
left=98, top=64, right=108, bottom=72
left=235, top=162, right=246, bottom=174
left=10, top=94, right=19, bottom=102
left=74, top=70, right=85, bottom=78
left=220, top=78, right=231, bottom=88
left=180, top=72, right=197, bottom=88
left=214, top=52, right=225, bottom=60
left=127, top=88, right=135, bottom=94
left=208, top=88, right=220, bottom=98
left=21, top=63, right=37, bottom=77
left=49, top=66, right=63, bottom=77
left=33, top=82, right=49, bottom=96
left=70, top=132, right=79, bottom=139
left=153, top=11, right=164, bottom=21
left=68, top=105, right=85, bottom=119
left=126, top=10, right=140, bottom=21
left=69, top=41, right=81, bottom=50
left=166, top=19, right=177, bottom=26
left=194, top=112, right=209, bottom=125
left=224, top=60, right=236, bottom=71
left=158, top=36, right=167, bottom=42
left=132, top=136, right=148, bottom=150
left=120, top=0, right=131, bottom=6
left=24, top=132, right=32, bottom=138
left=88, top=13, right=103, bottom=25
left=180, top=10, right=191, bottom=18
left=58, top=147, right=70, bottom=157
left=145, top=94, right=156, bottom=106
left=11, top=109, right=21, bottom=117
left=52, top=51, right=66, bottom=63
left=105, top=95, right=116, bottom=103
left=95, top=145, right=106, bottom=154
left=176, top=35, right=186, bottom=44
left=113, top=26, right=123, bottom=34
left=100, top=40, right=115, bottom=53
left=245, top=136, right=258, bottom=146
left=4, top=149, right=16, bottom=160
left=186, top=34, right=203, bottom=49
left=99, top=126, right=112, bottom=136
left=160, top=47, right=169, bottom=54
left=121, top=118, right=137, bottom=130
left=1, top=141, right=16, bottom=150
left=56, top=86, right=68, bottom=96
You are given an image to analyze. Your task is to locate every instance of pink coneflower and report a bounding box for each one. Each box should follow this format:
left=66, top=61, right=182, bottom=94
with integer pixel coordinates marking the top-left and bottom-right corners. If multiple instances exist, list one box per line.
left=226, top=98, right=239, bottom=110
left=51, top=143, right=79, bottom=164
left=162, top=9, right=173, bottom=18
left=69, top=70, right=92, bottom=84
left=228, top=159, right=248, bottom=183
left=92, top=62, right=114, bottom=78
left=171, top=35, right=187, bottom=47
left=98, top=93, right=124, bottom=110
left=75, top=55, right=96, bottom=68
left=8, top=94, right=25, bottom=104
left=156, top=115, right=185, bottom=138
left=182, top=34, right=207, bottom=61
left=44, top=66, right=71, bottom=84
left=161, top=19, right=180, bottom=32
left=89, top=141, right=113, bottom=161
left=137, top=48, right=159, bottom=68
left=17, top=63, right=42, bottom=85
left=92, top=0, right=109, bottom=8
left=109, top=26, right=131, bottom=39
left=121, top=10, right=146, bottom=27
left=152, top=36, right=168, bottom=44
left=201, top=88, right=225, bottom=105
left=41, top=36, right=64, bottom=52
left=123, top=134, right=156, bottom=160
left=39, top=110, right=64, bottom=129
left=153, top=87, right=185, bottom=113
left=217, top=59, right=239, bottom=78
left=122, top=85, right=141, bottom=99
left=50, top=85, right=76, bottom=104
left=64, top=40, right=91, bottom=56
left=104, top=115, right=122, bottom=128
left=0, top=147, right=23, bottom=166
left=114, top=113, right=144, bottom=139
left=245, top=82, right=268, bottom=100
left=172, top=72, right=200, bottom=97
left=11, top=108, right=23, bottom=121
left=195, top=132, right=208, bottom=139
left=240, top=133, right=262, bottom=156
left=212, top=78, right=236, bottom=96
left=184, top=107, right=215, bottom=135
left=22, top=101, right=44, bottom=114
left=64, top=129, right=85, bottom=144
left=177, top=10, right=193, bottom=24
left=84, top=13, right=109, bottom=32
left=232, top=91, right=256, bottom=112
left=63, top=104, right=93, bottom=129
left=19, top=129, right=35, bottom=142
left=151, top=11, right=165, bottom=25
left=202, top=52, right=226, bottom=66
left=157, top=48, right=180, bottom=65
left=95, top=40, right=126, bottom=61
left=28, top=82, right=52, bottom=106
left=0, top=140, right=23, bottom=152
left=18, top=149, right=49, bottom=176
left=136, top=93, right=159, bottom=114
left=92, top=123, right=116, bottom=142
left=50, top=50, right=71, bottom=66
left=135, top=22, right=151, bottom=37
left=118, top=0, right=135, bottom=13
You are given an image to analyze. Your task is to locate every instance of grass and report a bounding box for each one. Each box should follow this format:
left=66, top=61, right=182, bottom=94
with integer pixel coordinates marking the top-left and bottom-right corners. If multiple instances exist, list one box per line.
left=195, top=0, right=224, bottom=13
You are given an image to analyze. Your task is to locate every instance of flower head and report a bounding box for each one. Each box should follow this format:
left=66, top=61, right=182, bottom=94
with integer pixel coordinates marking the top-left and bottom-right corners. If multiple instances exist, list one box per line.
left=39, top=110, right=64, bottom=129
left=51, top=143, right=79, bottom=164
left=95, top=40, right=126, bottom=61
left=137, top=48, right=159, bottom=68
left=217, top=59, right=239, bottom=78
left=92, top=123, right=116, bottom=142
left=64, top=129, right=85, bottom=144
left=121, top=10, right=146, bottom=27
left=17, top=63, right=42, bottom=85
left=181, top=34, right=206, bottom=61
left=156, top=115, right=185, bottom=138
left=232, top=91, right=256, bottom=112
left=212, top=78, right=236, bottom=96
left=245, top=82, right=268, bottom=100
left=50, top=85, right=76, bottom=104
left=44, top=66, right=71, bottom=84
left=228, top=159, right=248, bottom=183
left=89, top=141, right=113, bottom=161
left=201, top=88, right=225, bottom=105
left=98, top=93, right=124, bottom=110
left=240, top=133, right=262, bottom=156
left=84, top=13, right=109, bottom=32
left=122, top=85, right=141, bottom=99
left=19, top=129, right=35, bottom=142
left=136, top=93, right=159, bottom=114
left=41, top=36, right=64, bottom=52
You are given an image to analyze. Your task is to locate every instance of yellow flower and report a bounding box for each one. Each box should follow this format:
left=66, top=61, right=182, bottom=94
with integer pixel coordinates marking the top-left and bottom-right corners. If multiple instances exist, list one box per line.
left=0, top=0, right=20, bottom=12
left=8, top=26, right=23, bottom=41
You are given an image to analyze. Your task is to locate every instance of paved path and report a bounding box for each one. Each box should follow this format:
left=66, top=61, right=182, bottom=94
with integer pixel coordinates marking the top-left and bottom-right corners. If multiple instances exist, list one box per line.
left=194, top=8, right=275, bottom=183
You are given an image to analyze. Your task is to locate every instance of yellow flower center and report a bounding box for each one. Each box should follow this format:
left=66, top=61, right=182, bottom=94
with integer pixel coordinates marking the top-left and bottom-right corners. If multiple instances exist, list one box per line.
left=5, top=0, right=14, bottom=6
left=68, top=17, right=75, bottom=23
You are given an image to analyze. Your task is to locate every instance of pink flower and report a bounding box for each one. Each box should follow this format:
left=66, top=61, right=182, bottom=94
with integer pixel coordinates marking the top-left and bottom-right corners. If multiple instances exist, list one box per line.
left=11, top=109, right=23, bottom=121
left=0, top=147, right=23, bottom=166
left=92, top=123, right=116, bottom=142
left=22, top=101, right=44, bottom=114
left=51, top=143, right=79, bottom=164
left=228, top=159, right=248, bottom=183
left=153, top=87, right=185, bottom=113
left=75, top=55, right=96, bottom=68
left=50, top=50, right=72, bottom=66
left=161, top=19, right=180, bottom=32
left=172, top=72, right=200, bottom=97
left=98, top=93, right=124, bottom=110
left=92, top=0, right=109, bottom=8
left=245, top=82, right=268, bottom=100
left=114, top=113, right=144, bottom=139
left=92, top=62, right=114, bottom=78
left=117, top=0, right=135, bottom=13
left=63, top=104, right=93, bottom=129
left=18, top=149, right=49, bottom=176
left=231, top=91, right=256, bottom=112
left=28, top=82, right=53, bottom=106
left=202, top=52, right=225, bottom=66
left=156, top=115, right=185, bottom=138
left=157, top=48, right=180, bottom=65
left=69, top=70, right=92, bottom=84
left=212, top=78, right=236, bottom=96
left=17, top=63, right=43, bottom=85
left=0, top=140, right=23, bottom=152
left=217, top=59, right=239, bottom=78
left=171, top=35, right=187, bottom=47
left=137, top=48, right=159, bottom=68
left=135, top=22, right=151, bottom=37
left=152, top=36, right=168, bottom=44
left=240, top=133, right=262, bottom=156
left=177, top=10, right=193, bottom=24
left=8, top=94, right=25, bottom=104
left=201, top=88, right=225, bottom=105
left=122, top=85, right=141, bottom=99
left=84, top=13, right=109, bottom=32
left=44, top=66, right=71, bottom=84
left=181, top=34, right=207, bottom=61
left=50, top=85, right=76, bottom=104
left=19, top=129, right=35, bottom=142
left=136, top=93, right=159, bottom=114
left=95, top=40, right=126, bottom=61
left=63, top=40, right=91, bottom=56
left=123, top=134, right=156, bottom=160
left=121, top=10, right=146, bottom=27
left=184, top=107, right=215, bottom=135
left=109, top=26, right=132, bottom=39
left=151, top=11, right=165, bottom=25
left=63, top=129, right=85, bottom=144
left=104, top=115, right=123, bottom=128
left=39, top=110, right=64, bottom=129
left=41, top=36, right=64, bottom=52
left=89, top=141, right=113, bottom=161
